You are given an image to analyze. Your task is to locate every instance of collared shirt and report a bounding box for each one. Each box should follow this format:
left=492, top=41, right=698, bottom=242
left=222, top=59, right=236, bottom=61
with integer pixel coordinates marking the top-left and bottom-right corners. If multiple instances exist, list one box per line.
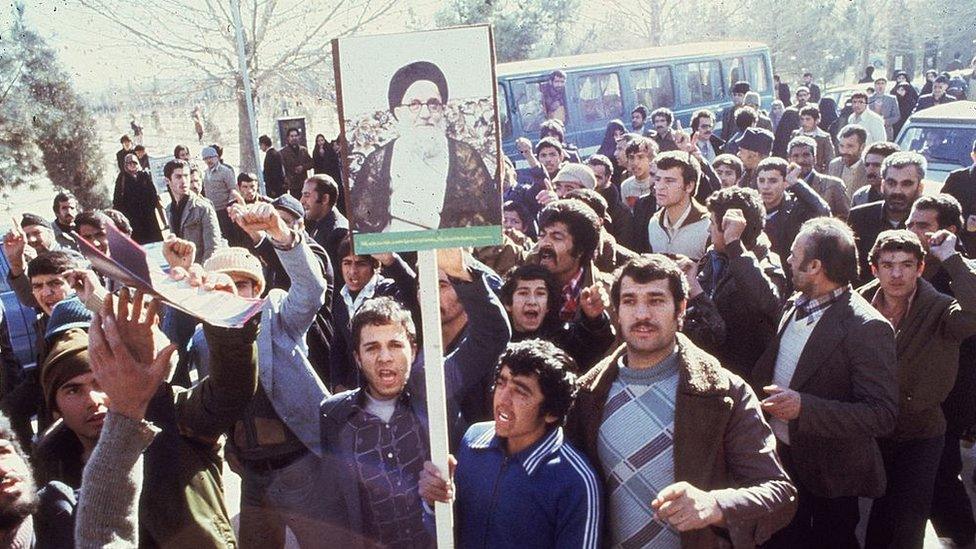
left=448, top=423, right=601, bottom=549
left=559, top=267, right=585, bottom=321
left=340, top=272, right=383, bottom=325
left=793, top=284, right=850, bottom=325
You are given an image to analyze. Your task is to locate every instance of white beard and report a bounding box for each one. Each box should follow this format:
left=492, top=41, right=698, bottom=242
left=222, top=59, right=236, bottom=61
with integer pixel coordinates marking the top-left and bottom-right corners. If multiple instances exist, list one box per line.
left=386, top=121, right=451, bottom=232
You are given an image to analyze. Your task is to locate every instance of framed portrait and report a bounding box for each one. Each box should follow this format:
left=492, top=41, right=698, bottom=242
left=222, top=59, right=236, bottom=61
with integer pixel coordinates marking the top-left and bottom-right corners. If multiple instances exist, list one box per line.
left=333, top=25, right=503, bottom=254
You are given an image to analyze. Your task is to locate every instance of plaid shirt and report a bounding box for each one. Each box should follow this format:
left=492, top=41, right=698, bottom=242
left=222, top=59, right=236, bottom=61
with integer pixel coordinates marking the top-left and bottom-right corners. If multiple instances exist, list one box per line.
left=792, top=285, right=850, bottom=325
left=559, top=268, right=585, bottom=321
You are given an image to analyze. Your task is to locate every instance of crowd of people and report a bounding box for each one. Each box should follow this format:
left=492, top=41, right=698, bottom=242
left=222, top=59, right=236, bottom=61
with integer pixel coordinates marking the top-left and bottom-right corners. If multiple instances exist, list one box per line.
left=0, top=57, right=974, bottom=549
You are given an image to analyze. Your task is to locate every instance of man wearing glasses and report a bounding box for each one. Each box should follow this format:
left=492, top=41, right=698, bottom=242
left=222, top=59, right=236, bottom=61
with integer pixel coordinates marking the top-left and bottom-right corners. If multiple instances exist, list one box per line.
left=349, top=61, right=500, bottom=234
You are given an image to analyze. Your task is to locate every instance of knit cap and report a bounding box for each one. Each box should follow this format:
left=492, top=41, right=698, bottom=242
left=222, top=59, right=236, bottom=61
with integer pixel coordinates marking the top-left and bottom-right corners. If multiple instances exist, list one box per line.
left=41, top=328, right=90, bottom=411
left=203, top=247, right=266, bottom=295
left=552, top=164, right=597, bottom=190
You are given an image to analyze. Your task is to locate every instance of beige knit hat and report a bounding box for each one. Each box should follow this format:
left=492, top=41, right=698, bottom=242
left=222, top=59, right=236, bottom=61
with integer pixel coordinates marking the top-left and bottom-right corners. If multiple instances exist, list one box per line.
left=203, top=247, right=266, bottom=296
left=552, top=163, right=597, bottom=190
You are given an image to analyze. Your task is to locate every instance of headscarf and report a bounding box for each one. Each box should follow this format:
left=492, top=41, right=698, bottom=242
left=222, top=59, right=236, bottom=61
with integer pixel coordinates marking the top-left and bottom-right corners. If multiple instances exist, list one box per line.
left=597, top=119, right=626, bottom=158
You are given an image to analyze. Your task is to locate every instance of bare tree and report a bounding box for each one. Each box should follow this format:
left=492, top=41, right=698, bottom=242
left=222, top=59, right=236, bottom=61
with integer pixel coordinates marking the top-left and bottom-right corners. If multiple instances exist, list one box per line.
left=77, top=0, right=401, bottom=172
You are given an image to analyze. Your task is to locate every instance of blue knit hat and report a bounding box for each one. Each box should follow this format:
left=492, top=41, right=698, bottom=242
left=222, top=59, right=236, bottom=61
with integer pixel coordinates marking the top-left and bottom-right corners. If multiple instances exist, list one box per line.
left=201, top=146, right=218, bottom=159
left=45, top=297, right=93, bottom=344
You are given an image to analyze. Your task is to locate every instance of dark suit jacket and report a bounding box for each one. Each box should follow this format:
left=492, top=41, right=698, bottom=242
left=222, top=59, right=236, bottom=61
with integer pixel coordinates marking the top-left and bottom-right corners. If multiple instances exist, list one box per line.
left=310, top=209, right=350, bottom=278
left=847, top=200, right=904, bottom=286
left=751, top=290, right=898, bottom=498
left=943, top=164, right=976, bottom=252
left=764, top=179, right=830, bottom=264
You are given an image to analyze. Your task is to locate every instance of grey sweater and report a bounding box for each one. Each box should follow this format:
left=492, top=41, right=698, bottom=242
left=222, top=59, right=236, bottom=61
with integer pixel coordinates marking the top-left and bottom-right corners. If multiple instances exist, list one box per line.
left=75, top=412, right=159, bottom=549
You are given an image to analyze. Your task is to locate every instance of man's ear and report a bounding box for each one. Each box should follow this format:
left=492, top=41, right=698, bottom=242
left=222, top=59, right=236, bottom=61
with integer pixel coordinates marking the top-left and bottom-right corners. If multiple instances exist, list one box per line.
left=544, top=413, right=559, bottom=426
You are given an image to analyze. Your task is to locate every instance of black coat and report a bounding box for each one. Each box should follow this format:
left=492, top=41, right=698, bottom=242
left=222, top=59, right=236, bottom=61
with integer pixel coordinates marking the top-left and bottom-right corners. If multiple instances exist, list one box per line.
left=697, top=238, right=787, bottom=378
left=941, top=165, right=976, bottom=251
left=848, top=201, right=905, bottom=286
left=763, top=179, right=830, bottom=266
left=113, top=171, right=163, bottom=244
left=262, top=147, right=286, bottom=199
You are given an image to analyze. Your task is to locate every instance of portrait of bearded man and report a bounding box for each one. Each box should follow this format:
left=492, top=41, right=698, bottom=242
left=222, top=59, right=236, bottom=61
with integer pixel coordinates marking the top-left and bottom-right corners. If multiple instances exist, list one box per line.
left=349, top=60, right=501, bottom=233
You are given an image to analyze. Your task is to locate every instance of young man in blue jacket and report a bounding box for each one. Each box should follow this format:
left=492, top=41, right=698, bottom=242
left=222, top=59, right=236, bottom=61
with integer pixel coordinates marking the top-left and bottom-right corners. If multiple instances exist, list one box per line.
left=418, top=339, right=601, bottom=548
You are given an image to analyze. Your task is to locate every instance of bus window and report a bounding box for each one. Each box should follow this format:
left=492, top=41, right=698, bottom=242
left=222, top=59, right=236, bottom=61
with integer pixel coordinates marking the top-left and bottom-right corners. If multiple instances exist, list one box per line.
left=498, top=84, right=512, bottom=138
left=514, top=80, right=547, bottom=134
left=576, top=72, right=623, bottom=125
left=745, top=55, right=769, bottom=93
left=676, top=61, right=723, bottom=105
left=631, top=66, right=674, bottom=110
left=725, top=57, right=744, bottom=90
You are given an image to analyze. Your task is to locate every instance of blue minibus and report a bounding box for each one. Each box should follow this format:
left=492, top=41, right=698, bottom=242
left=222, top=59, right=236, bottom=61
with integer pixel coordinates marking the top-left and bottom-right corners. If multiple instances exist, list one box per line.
left=496, top=41, right=774, bottom=160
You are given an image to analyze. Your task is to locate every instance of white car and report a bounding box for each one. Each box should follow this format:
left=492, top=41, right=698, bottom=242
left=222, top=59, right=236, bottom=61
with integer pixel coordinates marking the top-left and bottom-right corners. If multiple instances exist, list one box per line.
left=896, top=100, right=976, bottom=184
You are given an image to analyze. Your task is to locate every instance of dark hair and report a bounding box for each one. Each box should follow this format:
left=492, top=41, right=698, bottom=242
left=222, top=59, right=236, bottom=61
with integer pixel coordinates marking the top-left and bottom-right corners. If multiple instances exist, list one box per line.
left=534, top=136, right=564, bottom=157
left=864, top=66, right=875, bottom=77
left=539, top=119, right=565, bottom=142
left=655, top=151, right=701, bottom=191
left=259, top=135, right=272, bottom=147
left=119, top=135, right=131, bottom=144
left=788, top=135, right=818, bottom=155
left=863, top=141, right=901, bottom=160
left=237, top=172, right=258, bottom=184
left=690, top=109, right=715, bottom=132
left=734, top=107, right=757, bottom=130
left=611, top=255, right=689, bottom=309
left=286, top=127, right=300, bottom=137
left=851, top=91, right=869, bottom=102
left=102, top=209, right=132, bottom=235
left=869, top=229, right=924, bottom=266
left=913, top=194, right=963, bottom=230
left=838, top=124, right=868, bottom=145
left=351, top=296, right=416, bottom=351
left=210, top=143, right=224, bottom=158
left=74, top=210, right=110, bottom=232
left=133, top=144, right=146, bottom=153
left=337, top=235, right=380, bottom=269
left=549, top=70, right=566, bottom=81
left=500, top=264, right=559, bottom=316
left=712, top=154, right=744, bottom=178
left=163, top=159, right=189, bottom=179
left=388, top=61, right=449, bottom=118
left=20, top=213, right=50, bottom=230
left=173, top=144, right=188, bottom=158
left=503, top=200, right=536, bottom=238
left=799, top=105, right=821, bottom=120
left=650, top=107, right=674, bottom=125
left=27, top=251, right=81, bottom=279
left=797, top=217, right=859, bottom=284
left=625, top=135, right=658, bottom=157
left=631, top=105, right=649, bottom=119
left=305, top=174, right=339, bottom=207
left=52, top=191, right=76, bottom=214
left=757, top=156, right=789, bottom=178
left=597, top=120, right=626, bottom=157
left=495, top=339, right=578, bottom=425
left=803, top=72, right=813, bottom=78
left=706, top=186, right=766, bottom=249
left=565, top=188, right=609, bottom=221
left=586, top=154, right=613, bottom=177
left=538, top=199, right=601, bottom=264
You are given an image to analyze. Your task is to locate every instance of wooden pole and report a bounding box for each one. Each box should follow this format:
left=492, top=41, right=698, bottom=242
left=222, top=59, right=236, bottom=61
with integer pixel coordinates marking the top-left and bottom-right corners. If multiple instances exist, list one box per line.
left=416, top=249, right=454, bottom=548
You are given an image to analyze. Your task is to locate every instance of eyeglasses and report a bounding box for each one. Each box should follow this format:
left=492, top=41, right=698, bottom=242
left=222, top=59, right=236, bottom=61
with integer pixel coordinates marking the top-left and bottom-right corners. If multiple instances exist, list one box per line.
left=401, top=99, right=444, bottom=113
